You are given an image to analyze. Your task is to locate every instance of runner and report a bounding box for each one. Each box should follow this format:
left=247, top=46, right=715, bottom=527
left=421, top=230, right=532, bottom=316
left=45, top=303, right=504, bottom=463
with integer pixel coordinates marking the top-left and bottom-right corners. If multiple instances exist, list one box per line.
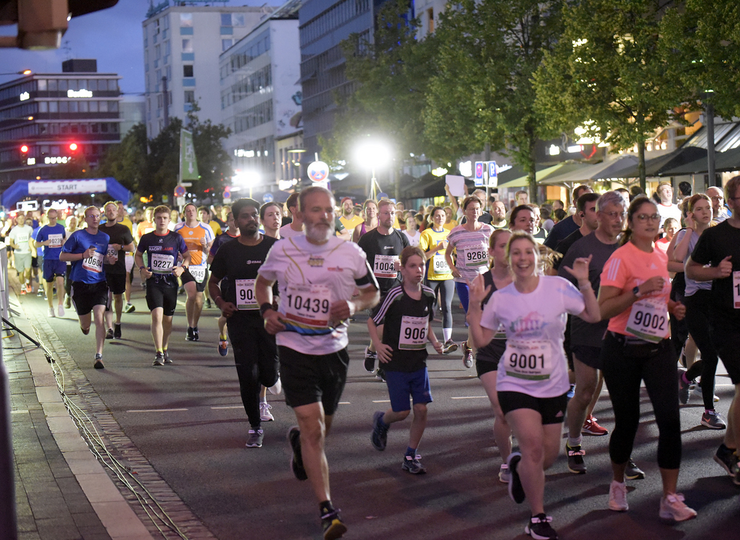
left=208, top=198, right=280, bottom=448
left=60, top=206, right=111, bottom=370
left=598, top=196, right=696, bottom=521
left=544, top=185, right=593, bottom=249
left=686, top=176, right=740, bottom=484
left=419, top=206, right=457, bottom=354
left=369, top=245, right=444, bottom=474
left=208, top=211, right=240, bottom=357
left=174, top=203, right=214, bottom=341
left=117, top=202, right=137, bottom=314
left=475, top=228, right=513, bottom=483
left=260, top=202, right=283, bottom=239
left=358, top=199, right=409, bottom=377
left=338, top=196, right=363, bottom=235
left=33, top=208, right=67, bottom=317
left=352, top=199, right=378, bottom=242
left=255, top=186, right=379, bottom=540
left=101, top=201, right=135, bottom=339
left=446, top=195, right=494, bottom=368
left=135, top=205, right=191, bottom=366
left=8, top=214, right=34, bottom=293
left=280, top=193, right=304, bottom=239
left=468, top=231, right=600, bottom=540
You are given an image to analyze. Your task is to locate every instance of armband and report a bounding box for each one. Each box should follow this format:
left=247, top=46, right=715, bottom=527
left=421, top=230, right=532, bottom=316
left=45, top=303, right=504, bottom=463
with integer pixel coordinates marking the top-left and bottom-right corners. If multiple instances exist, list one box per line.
left=259, top=302, right=274, bottom=316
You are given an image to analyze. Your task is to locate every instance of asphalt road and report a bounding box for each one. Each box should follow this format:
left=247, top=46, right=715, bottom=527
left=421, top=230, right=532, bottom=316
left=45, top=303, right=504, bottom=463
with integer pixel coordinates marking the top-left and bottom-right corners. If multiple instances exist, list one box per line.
left=15, top=283, right=740, bottom=540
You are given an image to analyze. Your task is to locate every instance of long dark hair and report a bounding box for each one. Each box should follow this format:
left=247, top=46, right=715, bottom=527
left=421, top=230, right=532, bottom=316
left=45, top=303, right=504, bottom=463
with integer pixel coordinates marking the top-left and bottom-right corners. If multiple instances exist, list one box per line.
left=620, top=196, right=657, bottom=246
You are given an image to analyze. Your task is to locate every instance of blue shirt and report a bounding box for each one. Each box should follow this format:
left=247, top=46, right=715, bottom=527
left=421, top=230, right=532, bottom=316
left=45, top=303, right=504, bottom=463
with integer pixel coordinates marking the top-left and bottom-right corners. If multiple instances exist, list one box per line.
left=62, top=229, right=110, bottom=284
left=35, top=223, right=66, bottom=260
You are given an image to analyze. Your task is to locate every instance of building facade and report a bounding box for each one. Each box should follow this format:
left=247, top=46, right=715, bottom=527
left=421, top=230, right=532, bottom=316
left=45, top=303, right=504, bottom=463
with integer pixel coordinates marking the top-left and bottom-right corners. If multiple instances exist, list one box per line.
left=220, top=0, right=302, bottom=194
left=0, top=59, right=121, bottom=190
left=142, top=2, right=275, bottom=139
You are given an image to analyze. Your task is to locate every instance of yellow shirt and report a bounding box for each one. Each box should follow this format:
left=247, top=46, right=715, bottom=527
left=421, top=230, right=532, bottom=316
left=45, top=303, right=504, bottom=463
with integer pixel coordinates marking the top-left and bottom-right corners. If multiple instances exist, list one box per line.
left=419, top=227, right=453, bottom=280
left=443, top=220, right=458, bottom=231
left=209, top=220, right=222, bottom=236
left=339, top=214, right=364, bottom=232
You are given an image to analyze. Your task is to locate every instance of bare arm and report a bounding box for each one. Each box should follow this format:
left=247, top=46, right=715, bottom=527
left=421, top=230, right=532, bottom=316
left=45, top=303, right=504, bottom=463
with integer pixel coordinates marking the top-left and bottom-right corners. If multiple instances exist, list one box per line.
left=467, top=275, right=495, bottom=349
left=686, top=255, right=732, bottom=282
left=597, top=276, right=665, bottom=321
left=368, top=317, right=392, bottom=363
left=255, top=275, right=286, bottom=334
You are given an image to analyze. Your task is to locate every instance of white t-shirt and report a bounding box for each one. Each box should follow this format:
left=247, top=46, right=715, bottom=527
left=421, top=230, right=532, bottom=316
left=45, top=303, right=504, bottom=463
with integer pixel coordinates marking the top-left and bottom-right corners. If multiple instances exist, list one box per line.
left=657, top=203, right=681, bottom=229
left=259, top=235, right=374, bottom=355
left=403, top=229, right=420, bottom=247
left=480, top=276, right=585, bottom=398
left=9, top=225, right=33, bottom=254
left=279, top=222, right=304, bottom=239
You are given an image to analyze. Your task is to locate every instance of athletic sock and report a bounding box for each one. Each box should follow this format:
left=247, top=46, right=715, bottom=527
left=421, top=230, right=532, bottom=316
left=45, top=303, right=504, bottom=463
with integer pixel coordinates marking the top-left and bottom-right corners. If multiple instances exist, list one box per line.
left=568, top=436, right=582, bottom=448
left=443, top=328, right=452, bottom=342
left=406, top=446, right=417, bottom=457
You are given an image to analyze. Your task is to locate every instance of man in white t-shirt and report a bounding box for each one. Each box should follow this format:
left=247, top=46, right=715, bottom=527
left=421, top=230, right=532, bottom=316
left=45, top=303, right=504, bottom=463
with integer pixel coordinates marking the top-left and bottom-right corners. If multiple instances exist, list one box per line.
left=255, top=186, right=379, bottom=540
left=656, top=182, right=681, bottom=229
left=279, top=192, right=304, bottom=239
left=8, top=215, right=34, bottom=293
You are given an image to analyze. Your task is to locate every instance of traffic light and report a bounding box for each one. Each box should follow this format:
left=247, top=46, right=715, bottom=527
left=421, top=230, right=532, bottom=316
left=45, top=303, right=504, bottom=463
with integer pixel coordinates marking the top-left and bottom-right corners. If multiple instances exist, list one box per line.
left=20, top=144, right=29, bottom=153
left=69, top=142, right=78, bottom=152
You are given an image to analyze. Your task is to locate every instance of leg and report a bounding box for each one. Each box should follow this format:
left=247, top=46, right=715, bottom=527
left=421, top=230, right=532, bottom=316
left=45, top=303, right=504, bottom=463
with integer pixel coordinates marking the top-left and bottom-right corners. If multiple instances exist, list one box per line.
left=113, top=293, right=123, bottom=324
left=480, top=371, right=512, bottom=460
left=92, top=304, right=106, bottom=355
left=505, top=408, right=548, bottom=516
left=567, top=359, right=598, bottom=440
left=151, top=307, right=164, bottom=351
left=44, top=280, right=54, bottom=308
left=408, top=403, right=427, bottom=450
left=79, top=312, right=92, bottom=334
left=586, top=372, right=604, bottom=418
left=293, top=402, right=331, bottom=503
left=162, top=315, right=173, bottom=351
left=184, top=281, right=198, bottom=327
left=229, top=324, right=263, bottom=428
left=55, top=275, right=64, bottom=307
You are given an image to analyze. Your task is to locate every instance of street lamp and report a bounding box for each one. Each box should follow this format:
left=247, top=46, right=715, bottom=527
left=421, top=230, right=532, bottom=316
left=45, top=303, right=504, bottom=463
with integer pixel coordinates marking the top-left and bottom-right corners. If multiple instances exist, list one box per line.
left=233, top=170, right=260, bottom=198
left=0, top=69, right=31, bottom=76
left=355, top=139, right=391, bottom=199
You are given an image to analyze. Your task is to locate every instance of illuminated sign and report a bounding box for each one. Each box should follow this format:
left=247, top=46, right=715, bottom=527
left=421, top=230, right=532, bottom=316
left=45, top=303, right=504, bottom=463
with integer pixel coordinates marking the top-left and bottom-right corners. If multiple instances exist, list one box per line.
left=19, top=92, right=30, bottom=101
left=27, top=158, right=36, bottom=165
left=28, top=179, right=108, bottom=195
left=44, top=156, right=71, bottom=164
left=235, top=149, right=255, bottom=158
left=67, top=89, right=93, bottom=98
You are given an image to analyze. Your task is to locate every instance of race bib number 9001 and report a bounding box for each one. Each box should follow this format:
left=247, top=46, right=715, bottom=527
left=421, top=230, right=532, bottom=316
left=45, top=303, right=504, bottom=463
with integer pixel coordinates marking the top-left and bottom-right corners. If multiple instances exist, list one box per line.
left=502, top=341, right=552, bottom=381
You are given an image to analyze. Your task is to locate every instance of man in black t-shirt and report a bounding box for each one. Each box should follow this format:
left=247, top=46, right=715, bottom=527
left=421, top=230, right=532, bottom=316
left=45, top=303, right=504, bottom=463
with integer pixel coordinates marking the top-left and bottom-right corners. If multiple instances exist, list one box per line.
left=686, top=175, right=740, bottom=483
left=208, top=198, right=279, bottom=449
left=545, top=185, right=593, bottom=249
left=102, top=201, right=135, bottom=339
left=358, top=199, right=409, bottom=374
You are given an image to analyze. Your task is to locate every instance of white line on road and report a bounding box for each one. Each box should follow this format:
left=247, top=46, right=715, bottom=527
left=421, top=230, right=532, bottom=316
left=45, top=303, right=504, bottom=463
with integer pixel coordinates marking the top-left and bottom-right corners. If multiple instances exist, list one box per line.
left=126, top=408, right=189, bottom=413
left=371, top=400, right=390, bottom=403
left=211, top=406, right=243, bottom=410
left=450, top=396, right=488, bottom=400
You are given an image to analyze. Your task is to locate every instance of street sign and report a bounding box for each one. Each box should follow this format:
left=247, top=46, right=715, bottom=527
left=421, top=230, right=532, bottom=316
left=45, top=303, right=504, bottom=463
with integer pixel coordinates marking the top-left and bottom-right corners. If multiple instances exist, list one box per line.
left=174, top=185, right=186, bottom=198
left=474, top=161, right=484, bottom=187
left=307, top=161, right=329, bottom=183
left=488, top=161, right=498, bottom=187
left=263, top=193, right=274, bottom=203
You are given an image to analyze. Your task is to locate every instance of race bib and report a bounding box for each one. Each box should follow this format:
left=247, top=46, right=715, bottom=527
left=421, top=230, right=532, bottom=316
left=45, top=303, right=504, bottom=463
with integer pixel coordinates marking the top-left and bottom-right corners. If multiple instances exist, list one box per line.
left=235, top=279, right=257, bottom=310
left=82, top=250, right=103, bottom=273
left=150, top=252, right=174, bottom=274
left=462, top=246, right=488, bottom=268
left=373, top=255, right=399, bottom=279
left=433, top=253, right=450, bottom=274
left=399, top=315, right=428, bottom=350
left=189, top=264, right=206, bottom=283
left=502, top=340, right=552, bottom=381
left=283, top=284, right=332, bottom=335
left=106, top=244, right=118, bottom=263
left=734, top=271, right=740, bottom=309
left=625, top=299, right=668, bottom=343
left=47, top=234, right=63, bottom=248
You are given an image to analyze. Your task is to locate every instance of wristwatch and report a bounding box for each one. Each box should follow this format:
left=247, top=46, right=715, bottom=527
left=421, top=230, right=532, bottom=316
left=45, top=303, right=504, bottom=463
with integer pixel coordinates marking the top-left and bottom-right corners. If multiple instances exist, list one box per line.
left=632, top=286, right=642, bottom=298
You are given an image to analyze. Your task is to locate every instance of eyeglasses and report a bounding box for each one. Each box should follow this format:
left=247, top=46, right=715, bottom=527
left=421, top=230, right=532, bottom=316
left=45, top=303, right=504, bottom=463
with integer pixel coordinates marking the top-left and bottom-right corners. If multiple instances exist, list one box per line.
left=635, top=213, right=661, bottom=222
left=600, top=210, right=627, bottom=219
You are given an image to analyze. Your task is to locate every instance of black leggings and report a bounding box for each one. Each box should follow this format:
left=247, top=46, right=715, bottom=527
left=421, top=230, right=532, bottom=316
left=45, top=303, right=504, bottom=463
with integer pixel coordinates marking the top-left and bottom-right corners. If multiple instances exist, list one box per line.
left=601, top=332, right=681, bottom=470
left=684, top=290, right=720, bottom=410
left=427, top=278, right=454, bottom=329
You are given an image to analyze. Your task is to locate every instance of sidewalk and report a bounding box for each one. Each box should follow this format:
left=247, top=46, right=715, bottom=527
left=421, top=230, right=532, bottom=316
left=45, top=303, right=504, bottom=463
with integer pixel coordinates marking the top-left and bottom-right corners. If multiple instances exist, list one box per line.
left=4, top=293, right=154, bottom=540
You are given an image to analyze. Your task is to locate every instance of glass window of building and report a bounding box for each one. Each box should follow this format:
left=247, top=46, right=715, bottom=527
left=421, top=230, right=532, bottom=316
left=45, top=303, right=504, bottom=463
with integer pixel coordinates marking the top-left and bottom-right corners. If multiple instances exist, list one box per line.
left=183, top=65, right=194, bottom=77
left=39, top=102, right=47, bottom=112
left=180, top=13, right=192, bottom=27
left=49, top=101, right=58, bottom=112
left=48, top=79, right=57, bottom=91
left=182, top=39, right=193, bottom=52
left=221, top=14, right=231, bottom=26
left=233, top=14, right=245, bottom=26
left=37, top=79, right=47, bottom=91
left=222, top=39, right=232, bottom=51
left=184, top=90, right=195, bottom=103
left=99, top=101, right=108, bottom=113
left=89, top=101, right=98, bottom=112
left=58, top=79, right=68, bottom=91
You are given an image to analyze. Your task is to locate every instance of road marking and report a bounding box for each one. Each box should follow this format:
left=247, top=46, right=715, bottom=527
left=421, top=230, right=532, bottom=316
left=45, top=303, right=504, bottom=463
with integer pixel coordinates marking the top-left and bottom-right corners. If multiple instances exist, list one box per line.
left=372, top=400, right=390, bottom=403
left=211, top=406, right=243, bottom=410
left=339, top=401, right=351, bottom=405
left=451, top=395, right=488, bottom=400
left=11, top=410, right=29, bottom=414
left=126, top=408, right=189, bottom=413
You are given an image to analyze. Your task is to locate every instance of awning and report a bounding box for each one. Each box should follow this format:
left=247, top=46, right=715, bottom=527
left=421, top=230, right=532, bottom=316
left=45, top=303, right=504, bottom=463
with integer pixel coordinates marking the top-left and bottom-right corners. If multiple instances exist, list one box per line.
left=497, top=164, right=563, bottom=188
left=658, top=147, right=740, bottom=176
left=617, top=146, right=707, bottom=178
left=537, top=162, right=596, bottom=185
left=536, top=155, right=638, bottom=184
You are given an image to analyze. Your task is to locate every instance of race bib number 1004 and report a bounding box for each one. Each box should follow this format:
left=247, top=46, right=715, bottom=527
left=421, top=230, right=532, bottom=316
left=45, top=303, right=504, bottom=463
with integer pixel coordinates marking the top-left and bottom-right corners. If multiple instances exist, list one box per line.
left=373, top=255, right=399, bottom=279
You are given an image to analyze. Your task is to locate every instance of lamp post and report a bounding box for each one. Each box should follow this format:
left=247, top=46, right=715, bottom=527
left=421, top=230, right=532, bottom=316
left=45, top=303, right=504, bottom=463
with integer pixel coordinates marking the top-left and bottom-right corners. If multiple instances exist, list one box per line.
left=355, top=140, right=391, bottom=200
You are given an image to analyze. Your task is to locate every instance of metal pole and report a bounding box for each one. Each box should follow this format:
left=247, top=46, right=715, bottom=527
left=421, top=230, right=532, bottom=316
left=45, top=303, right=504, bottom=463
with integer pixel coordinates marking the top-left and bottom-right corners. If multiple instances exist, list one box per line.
left=0, top=345, right=18, bottom=540
left=706, top=101, right=717, bottom=189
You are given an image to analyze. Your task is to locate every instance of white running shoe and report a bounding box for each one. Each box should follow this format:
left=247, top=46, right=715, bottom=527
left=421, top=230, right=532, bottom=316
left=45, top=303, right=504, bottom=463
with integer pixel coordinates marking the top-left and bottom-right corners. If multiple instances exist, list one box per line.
left=57, top=305, right=65, bottom=317
left=260, top=402, right=274, bottom=422
left=608, top=480, right=628, bottom=512
left=48, top=307, right=55, bottom=317
left=659, top=493, right=696, bottom=522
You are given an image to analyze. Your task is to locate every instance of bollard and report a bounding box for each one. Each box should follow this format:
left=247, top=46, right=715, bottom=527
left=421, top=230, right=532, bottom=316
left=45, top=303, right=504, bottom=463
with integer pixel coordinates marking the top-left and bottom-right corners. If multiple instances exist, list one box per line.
left=0, top=346, right=18, bottom=540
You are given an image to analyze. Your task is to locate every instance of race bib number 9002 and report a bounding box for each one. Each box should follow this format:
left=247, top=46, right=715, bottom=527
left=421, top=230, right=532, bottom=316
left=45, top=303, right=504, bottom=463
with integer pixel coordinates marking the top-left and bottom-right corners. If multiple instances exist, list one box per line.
left=625, top=299, right=668, bottom=343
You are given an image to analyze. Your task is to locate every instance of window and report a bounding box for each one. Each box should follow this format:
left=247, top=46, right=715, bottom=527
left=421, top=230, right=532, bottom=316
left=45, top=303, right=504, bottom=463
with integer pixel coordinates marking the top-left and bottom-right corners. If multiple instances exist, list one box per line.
left=155, top=44, right=161, bottom=59
left=78, top=101, right=88, bottom=113
left=182, top=39, right=193, bottom=52
left=89, top=101, right=98, bottom=112
left=232, top=14, right=244, bottom=27
left=221, top=13, right=231, bottom=26
left=87, top=79, right=98, bottom=91
left=48, top=79, right=57, bottom=91
left=427, top=8, right=434, bottom=33
left=37, top=79, right=47, bottom=91
left=109, top=101, right=119, bottom=112
left=59, top=101, right=69, bottom=113
left=68, top=101, right=78, bottom=113
left=222, top=39, right=233, bottom=51
left=108, top=79, right=118, bottom=91
left=184, top=90, right=195, bottom=103
left=58, top=79, right=68, bottom=91
left=49, top=101, right=58, bottom=112
left=183, top=65, right=194, bottom=77
left=180, top=13, right=192, bottom=27
left=99, top=101, right=108, bottom=113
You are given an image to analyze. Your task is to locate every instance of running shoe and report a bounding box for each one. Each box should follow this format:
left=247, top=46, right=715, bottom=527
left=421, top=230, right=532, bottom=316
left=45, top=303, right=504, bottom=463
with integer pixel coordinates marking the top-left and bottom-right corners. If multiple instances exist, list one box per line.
left=565, top=442, right=586, bottom=474
left=566, top=384, right=576, bottom=400
left=57, top=304, right=64, bottom=317
left=443, top=339, right=458, bottom=355
left=218, top=339, right=228, bottom=356
left=123, top=302, right=135, bottom=313
left=402, top=454, right=426, bottom=474
left=64, top=297, right=71, bottom=309
left=701, top=410, right=727, bottom=430
left=507, top=452, right=525, bottom=504
left=268, top=377, right=282, bottom=395
left=608, top=480, right=628, bottom=512
left=47, top=307, right=55, bottom=318
left=462, top=342, right=473, bottom=368
left=498, top=463, right=511, bottom=484
left=659, top=493, right=697, bottom=522
left=163, top=350, right=173, bottom=364
left=288, top=426, right=307, bottom=481
left=93, top=353, right=104, bottom=370
left=80, top=326, right=90, bottom=335
left=678, top=368, right=693, bottom=405
left=624, top=459, right=645, bottom=480
left=25, top=284, right=32, bottom=294
left=371, top=411, right=388, bottom=451
left=192, top=327, right=199, bottom=342
left=363, top=346, right=377, bottom=372
left=321, top=509, right=347, bottom=540
left=105, top=328, right=114, bottom=340
left=205, top=298, right=212, bottom=309
left=525, top=513, right=558, bottom=540
left=260, top=402, right=274, bottom=422
left=246, top=429, right=264, bottom=448
left=37, top=289, right=44, bottom=297
left=153, top=352, right=164, bottom=367
left=375, top=367, right=386, bottom=382
left=582, top=415, right=608, bottom=436
left=19, top=288, right=26, bottom=295
left=113, top=323, right=121, bottom=339
left=714, top=444, right=738, bottom=476
left=186, top=327, right=195, bottom=341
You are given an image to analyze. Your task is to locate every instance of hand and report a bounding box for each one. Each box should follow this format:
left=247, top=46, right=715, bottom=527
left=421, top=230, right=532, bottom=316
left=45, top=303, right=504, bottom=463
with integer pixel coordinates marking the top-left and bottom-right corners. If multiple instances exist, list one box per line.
left=376, top=343, right=393, bottom=363
left=393, top=259, right=401, bottom=272
left=432, top=341, right=444, bottom=355
left=563, top=254, right=592, bottom=283
left=639, top=276, right=666, bottom=295
left=672, top=301, right=686, bottom=321
left=263, top=310, right=286, bottom=334
left=468, top=274, right=491, bottom=306
left=329, top=299, right=355, bottom=321
left=451, top=268, right=462, bottom=279
left=140, top=267, right=153, bottom=280
left=439, top=239, right=448, bottom=250
left=84, top=246, right=97, bottom=258
left=219, top=300, right=238, bottom=318
left=111, top=243, right=122, bottom=251
left=173, top=266, right=185, bottom=278
left=717, top=255, right=732, bottom=278
left=685, top=213, right=695, bottom=230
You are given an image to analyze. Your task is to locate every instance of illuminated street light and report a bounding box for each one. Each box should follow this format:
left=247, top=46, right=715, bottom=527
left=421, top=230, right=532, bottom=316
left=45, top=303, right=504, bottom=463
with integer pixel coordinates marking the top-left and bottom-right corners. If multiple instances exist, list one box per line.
left=355, top=139, right=391, bottom=199
left=0, top=69, right=31, bottom=76
left=233, top=170, right=260, bottom=198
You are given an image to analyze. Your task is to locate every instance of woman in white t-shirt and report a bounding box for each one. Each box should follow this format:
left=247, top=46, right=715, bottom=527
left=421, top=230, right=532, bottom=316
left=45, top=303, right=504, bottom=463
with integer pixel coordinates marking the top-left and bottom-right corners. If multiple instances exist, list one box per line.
left=468, top=231, right=600, bottom=540
left=402, top=210, right=420, bottom=246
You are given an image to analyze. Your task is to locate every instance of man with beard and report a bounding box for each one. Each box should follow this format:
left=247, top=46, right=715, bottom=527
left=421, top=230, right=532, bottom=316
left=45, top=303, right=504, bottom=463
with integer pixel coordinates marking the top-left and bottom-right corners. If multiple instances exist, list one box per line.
left=255, top=186, right=379, bottom=539
left=101, top=201, right=135, bottom=339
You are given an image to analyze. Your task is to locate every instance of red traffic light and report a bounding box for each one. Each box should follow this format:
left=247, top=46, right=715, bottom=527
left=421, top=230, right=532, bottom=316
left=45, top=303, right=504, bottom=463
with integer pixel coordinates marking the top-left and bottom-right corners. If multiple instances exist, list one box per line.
left=20, top=144, right=29, bottom=153
left=69, top=143, right=78, bottom=151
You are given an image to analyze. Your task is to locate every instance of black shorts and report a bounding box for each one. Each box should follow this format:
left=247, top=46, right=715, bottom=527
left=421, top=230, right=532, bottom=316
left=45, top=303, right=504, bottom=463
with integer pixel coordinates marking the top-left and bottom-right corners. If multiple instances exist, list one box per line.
left=105, top=272, right=127, bottom=295
left=476, top=358, right=498, bottom=377
left=146, top=280, right=178, bottom=316
left=712, top=314, right=740, bottom=385
left=181, top=267, right=208, bottom=292
left=497, top=390, right=568, bottom=425
left=278, top=345, right=349, bottom=415
left=571, top=344, right=603, bottom=370
left=71, top=281, right=109, bottom=316
left=31, top=255, right=39, bottom=268
left=475, top=339, right=505, bottom=377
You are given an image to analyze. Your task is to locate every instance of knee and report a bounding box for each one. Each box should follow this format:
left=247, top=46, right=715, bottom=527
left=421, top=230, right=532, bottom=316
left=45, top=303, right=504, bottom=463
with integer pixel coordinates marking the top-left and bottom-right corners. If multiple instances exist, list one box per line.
left=573, top=382, right=596, bottom=407
left=412, top=404, right=427, bottom=419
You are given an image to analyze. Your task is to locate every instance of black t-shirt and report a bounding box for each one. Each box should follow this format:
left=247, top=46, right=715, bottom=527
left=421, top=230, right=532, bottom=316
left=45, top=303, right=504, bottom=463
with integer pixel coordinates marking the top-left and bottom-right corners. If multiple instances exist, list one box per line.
left=102, top=223, right=134, bottom=275
left=357, top=228, right=409, bottom=294
left=209, top=235, right=278, bottom=320
left=553, top=229, right=584, bottom=270
left=477, top=270, right=506, bottom=363
left=691, top=220, right=740, bottom=319
left=544, top=215, right=578, bottom=249
left=372, top=284, right=435, bottom=372
left=137, top=231, right=188, bottom=287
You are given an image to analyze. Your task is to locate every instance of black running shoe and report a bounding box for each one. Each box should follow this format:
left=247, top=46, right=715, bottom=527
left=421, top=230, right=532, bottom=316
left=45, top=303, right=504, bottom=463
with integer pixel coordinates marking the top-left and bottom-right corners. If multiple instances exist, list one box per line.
left=192, top=327, right=199, bottom=342
left=186, top=327, right=194, bottom=341
left=565, top=442, right=586, bottom=474
left=371, top=411, right=388, bottom=451
left=105, top=328, right=114, bottom=340
left=624, top=458, right=645, bottom=480
left=364, top=346, right=377, bottom=372
left=153, top=352, right=164, bottom=367
left=714, top=443, right=738, bottom=476
left=525, top=513, right=558, bottom=540
left=93, top=354, right=104, bottom=370
left=321, top=509, right=347, bottom=540
left=288, top=426, right=307, bottom=481
left=507, top=452, right=526, bottom=504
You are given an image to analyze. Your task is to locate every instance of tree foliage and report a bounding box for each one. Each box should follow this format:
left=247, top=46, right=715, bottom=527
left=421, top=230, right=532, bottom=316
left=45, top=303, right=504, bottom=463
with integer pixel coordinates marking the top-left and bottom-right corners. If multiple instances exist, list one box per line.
left=97, top=122, right=147, bottom=192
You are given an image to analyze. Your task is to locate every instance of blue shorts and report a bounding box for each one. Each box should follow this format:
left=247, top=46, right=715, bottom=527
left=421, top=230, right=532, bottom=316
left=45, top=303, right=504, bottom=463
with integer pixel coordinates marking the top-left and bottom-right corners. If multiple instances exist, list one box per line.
left=384, top=367, right=433, bottom=412
left=43, top=259, right=66, bottom=281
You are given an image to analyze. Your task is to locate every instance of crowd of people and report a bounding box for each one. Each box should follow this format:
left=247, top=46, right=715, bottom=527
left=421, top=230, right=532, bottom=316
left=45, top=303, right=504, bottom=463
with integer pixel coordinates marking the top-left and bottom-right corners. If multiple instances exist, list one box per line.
left=2, top=176, right=740, bottom=540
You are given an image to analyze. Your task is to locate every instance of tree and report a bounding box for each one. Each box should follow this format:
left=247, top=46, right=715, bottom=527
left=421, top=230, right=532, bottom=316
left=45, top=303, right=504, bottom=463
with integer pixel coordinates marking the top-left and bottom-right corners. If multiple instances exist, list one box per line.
left=534, top=0, right=696, bottom=191
left=185, top=104, right=233, bottom=195
left=97, top=123, right=148, bottom=193
left=425, top=0, right=565, bottom=202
